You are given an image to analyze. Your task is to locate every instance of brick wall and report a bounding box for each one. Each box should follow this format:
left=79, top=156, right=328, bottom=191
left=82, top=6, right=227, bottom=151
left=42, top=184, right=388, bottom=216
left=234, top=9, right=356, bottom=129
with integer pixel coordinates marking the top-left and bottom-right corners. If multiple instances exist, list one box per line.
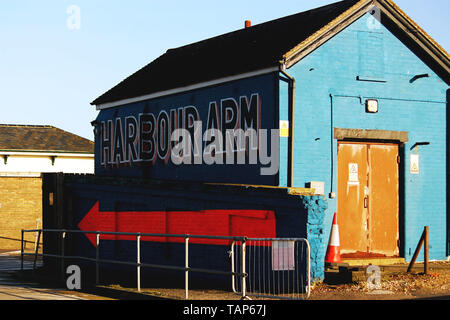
left=0, top=176, right=42, bottom=250
left=303, top=195, right=327, bottom=282
left=44, top=174, right=324, bottom=286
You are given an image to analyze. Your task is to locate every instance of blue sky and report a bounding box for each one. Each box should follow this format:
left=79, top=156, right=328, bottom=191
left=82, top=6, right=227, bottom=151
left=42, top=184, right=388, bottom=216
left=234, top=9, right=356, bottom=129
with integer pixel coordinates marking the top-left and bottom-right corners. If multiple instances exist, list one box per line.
left=0, top=0, right=448, bottom=140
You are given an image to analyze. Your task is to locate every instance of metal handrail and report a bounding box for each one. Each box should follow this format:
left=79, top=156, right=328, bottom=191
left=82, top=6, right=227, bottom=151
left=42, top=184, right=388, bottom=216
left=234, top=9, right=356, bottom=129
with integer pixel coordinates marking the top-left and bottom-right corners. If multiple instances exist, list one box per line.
left=22, top=228, right=248, bottom=240
left=21, top=229, right=248, bottom=300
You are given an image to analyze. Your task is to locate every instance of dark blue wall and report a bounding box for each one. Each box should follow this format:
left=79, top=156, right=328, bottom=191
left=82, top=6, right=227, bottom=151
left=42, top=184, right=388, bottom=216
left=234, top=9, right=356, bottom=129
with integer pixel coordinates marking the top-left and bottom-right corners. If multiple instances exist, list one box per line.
left=94, top=72, right=280, bottom=186
left=52, top=175, right=327, bottom=286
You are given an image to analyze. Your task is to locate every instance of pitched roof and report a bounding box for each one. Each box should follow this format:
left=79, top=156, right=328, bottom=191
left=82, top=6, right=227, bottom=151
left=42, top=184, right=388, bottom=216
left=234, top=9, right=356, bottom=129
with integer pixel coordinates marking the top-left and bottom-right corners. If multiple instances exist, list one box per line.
left=91, top=0, right=360, bottom=106
left=0, top=125, right=94, bottom=154
left=91, top=0, right=449, bottom=107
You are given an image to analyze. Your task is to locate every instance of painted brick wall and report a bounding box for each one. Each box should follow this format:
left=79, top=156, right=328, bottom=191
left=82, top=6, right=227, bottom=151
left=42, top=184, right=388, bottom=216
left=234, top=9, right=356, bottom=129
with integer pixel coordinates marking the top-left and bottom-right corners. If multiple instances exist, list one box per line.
left=0, top=177, right=42, bottom=250
left=280, top=13, right=449, bottom=261
left=44, top=174, right=329, bottom=285
left=303, top=195, right=327, bottom=281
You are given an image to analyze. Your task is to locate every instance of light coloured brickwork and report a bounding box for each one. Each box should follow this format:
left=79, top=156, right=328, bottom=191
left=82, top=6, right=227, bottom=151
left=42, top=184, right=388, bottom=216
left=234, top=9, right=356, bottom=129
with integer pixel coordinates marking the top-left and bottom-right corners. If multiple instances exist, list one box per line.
left=0, top=177, right=42, bottom=250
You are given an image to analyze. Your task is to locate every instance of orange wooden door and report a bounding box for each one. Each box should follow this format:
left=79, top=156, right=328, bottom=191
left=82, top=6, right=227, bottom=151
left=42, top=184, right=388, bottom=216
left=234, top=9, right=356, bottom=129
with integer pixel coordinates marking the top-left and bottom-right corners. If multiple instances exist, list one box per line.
left=337, top=142, right=399, bottom=257
left=337, top=143, right=370, bottom=255
left=368, top=144, right=400, bottom=257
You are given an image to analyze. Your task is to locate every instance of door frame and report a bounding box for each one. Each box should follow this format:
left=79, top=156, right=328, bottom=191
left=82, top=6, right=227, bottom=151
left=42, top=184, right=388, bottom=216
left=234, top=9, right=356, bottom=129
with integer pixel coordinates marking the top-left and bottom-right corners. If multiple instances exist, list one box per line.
left=334, top=129, right=407, bottom=258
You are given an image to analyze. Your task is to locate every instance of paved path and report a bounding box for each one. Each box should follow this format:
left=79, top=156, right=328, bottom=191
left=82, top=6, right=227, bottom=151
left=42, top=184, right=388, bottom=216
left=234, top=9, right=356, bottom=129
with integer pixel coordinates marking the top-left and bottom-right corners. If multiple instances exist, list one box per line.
left=0, top=252, right=100, bottom=300
left=0, top=252, right=42, bottom=271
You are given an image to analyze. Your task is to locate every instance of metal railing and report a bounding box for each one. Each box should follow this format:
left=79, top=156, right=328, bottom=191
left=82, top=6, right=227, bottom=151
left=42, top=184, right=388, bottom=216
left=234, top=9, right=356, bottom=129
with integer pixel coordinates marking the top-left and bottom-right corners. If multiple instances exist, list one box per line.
left=21, top=229, right=250, bottom=300
left=231, top=238, right=311, bottom=300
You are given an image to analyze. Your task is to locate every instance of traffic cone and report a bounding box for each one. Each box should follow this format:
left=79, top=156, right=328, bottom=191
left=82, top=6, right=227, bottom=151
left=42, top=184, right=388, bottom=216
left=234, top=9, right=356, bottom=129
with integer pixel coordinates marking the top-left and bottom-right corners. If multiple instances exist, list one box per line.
left=325, top=212, right=341, bottom=264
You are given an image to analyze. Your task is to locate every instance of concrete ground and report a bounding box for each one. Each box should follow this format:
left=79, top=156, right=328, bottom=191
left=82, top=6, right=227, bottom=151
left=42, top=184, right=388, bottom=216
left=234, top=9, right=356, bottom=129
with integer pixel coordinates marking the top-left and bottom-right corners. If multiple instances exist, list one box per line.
left=310, top=260, right=450, bottom=300
left=0, top=252, right=109, bottom=300
left=1, top=251, right=448, bottom=301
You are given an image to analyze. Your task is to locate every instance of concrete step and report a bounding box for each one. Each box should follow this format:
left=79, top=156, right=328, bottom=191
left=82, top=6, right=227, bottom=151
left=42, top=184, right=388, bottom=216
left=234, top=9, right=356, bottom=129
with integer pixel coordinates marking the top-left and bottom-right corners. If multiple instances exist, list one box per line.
left=324, top=269, right=367, bottom=285
left=342, top=257, right=405, bottom=266
left=324, top=258, right=407, bottom=285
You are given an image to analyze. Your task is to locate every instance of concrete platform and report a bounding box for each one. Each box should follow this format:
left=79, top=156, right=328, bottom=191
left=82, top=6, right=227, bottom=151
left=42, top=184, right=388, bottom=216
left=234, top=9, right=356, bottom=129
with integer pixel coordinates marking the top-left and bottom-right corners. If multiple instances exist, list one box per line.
left=325, top=258, right=408, bottom=285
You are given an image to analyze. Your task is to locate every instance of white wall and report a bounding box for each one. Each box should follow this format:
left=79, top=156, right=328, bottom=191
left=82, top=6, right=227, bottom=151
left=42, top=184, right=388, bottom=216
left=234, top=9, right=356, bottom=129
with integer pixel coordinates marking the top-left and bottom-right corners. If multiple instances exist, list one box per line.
left=0, top=152, right=94, bottom=175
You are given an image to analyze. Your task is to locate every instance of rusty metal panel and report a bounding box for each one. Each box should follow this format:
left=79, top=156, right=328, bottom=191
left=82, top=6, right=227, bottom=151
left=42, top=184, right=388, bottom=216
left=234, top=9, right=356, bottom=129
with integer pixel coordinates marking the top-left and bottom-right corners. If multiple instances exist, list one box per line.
left=368, top=144, right=400, bottom=257
left=337, top=142, right=369, bottom=255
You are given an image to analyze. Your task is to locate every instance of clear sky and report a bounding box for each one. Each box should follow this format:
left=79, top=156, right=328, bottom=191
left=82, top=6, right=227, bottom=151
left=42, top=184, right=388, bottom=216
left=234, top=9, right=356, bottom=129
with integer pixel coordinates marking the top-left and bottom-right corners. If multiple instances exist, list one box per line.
left=0, top=0, right=448, bottom=141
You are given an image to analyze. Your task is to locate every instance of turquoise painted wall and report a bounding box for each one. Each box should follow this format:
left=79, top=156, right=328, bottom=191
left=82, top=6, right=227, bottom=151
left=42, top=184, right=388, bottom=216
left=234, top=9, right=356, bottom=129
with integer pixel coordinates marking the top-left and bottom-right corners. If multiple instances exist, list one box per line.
left=280, top=13, right=449, bottom=262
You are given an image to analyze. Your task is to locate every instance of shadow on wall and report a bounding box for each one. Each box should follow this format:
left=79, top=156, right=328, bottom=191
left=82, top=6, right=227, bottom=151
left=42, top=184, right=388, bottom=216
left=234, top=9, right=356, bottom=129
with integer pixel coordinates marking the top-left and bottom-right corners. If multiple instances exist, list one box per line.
left=0, top=235, right=41, bottom=252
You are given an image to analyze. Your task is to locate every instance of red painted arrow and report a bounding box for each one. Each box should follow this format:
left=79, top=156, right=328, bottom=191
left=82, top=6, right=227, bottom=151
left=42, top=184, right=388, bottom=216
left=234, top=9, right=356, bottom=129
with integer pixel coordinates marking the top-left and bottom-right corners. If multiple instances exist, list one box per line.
left=78, top=201, right=276, bottom=247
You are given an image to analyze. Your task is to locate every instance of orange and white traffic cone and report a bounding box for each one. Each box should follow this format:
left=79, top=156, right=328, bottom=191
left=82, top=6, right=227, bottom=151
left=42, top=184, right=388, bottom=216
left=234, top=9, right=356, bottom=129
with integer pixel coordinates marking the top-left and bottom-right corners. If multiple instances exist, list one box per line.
left=325, top=212, right=341, bottom=264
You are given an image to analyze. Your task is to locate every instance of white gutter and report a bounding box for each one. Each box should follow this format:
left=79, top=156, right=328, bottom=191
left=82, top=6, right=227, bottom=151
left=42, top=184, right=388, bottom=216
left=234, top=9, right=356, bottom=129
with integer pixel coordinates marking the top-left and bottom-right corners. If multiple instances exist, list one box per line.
left=94, top=66, right=280, bottom=110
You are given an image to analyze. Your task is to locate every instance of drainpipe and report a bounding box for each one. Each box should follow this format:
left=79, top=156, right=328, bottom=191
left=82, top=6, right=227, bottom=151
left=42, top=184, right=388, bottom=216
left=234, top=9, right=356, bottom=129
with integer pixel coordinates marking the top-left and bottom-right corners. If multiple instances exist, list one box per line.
left=279, top=63, right=295, bottom=188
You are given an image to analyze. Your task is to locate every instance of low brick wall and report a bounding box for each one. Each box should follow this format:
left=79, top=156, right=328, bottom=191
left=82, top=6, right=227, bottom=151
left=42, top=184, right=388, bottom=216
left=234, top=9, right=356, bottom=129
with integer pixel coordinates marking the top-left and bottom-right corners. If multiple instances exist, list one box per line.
left=43, top=174, right=330, bottom=288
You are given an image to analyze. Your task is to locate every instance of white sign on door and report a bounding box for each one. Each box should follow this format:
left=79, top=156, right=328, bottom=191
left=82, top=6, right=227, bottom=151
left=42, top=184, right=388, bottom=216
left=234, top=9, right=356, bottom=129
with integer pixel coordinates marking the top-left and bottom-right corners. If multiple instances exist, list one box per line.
left=348, top=163, right=359, bottom=185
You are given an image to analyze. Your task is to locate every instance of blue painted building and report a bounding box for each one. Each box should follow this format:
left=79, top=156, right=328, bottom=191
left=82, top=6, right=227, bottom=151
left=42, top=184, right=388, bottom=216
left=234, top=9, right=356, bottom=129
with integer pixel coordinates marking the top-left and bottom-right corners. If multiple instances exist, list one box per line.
left=276, top=5, right=449, bottom=261
left=83, top=0, right=450, bottom=282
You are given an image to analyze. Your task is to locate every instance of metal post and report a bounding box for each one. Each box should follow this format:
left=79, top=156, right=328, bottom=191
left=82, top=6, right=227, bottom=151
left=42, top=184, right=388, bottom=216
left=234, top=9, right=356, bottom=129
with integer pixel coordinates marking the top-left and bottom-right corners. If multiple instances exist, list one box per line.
left=33, top=230, right=41, bottom=270
left=185, top=237, right=189, bottom=300
left=230, top=241, right=236, bottom=293
left=61, top=231, right=66, bottom=282
left=424, top=226, right=429, bottom=275
left=96, top=232, right=100, bottom=285
left=407, top=227, right=426, bottom=273
left=137, top=234, right=141, bottom=292
left=21, top=230, right=24, bottom=271
left=241, top=239, right=247, bottom=300
left=305, top=239, right=311, bottom=299
left=34, top=219, right=40, bottom=252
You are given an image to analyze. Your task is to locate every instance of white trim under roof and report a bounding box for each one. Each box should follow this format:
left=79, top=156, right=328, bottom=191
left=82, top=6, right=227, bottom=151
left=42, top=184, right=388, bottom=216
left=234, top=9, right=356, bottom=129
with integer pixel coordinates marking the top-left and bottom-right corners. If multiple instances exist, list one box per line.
left=94, top=66, right=280, bottom=110
left=0, top=151, right=93, bottom=158
left=0, top=172, right=42, bottom=178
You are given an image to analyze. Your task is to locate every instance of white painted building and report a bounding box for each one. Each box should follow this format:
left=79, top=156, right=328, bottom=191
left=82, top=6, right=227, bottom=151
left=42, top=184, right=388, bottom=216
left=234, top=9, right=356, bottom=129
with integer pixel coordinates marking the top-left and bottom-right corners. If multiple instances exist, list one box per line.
left=0, top=124, right=94, bottom=250
left=0, top=151, right=94, bottom=177
left=0, top=125, right=94, bottom=177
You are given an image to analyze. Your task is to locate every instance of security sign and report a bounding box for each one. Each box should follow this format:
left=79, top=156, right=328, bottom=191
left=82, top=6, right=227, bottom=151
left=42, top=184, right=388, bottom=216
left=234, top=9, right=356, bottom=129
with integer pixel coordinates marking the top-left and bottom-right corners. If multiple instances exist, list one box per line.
left=279, top=120, right=289, bottom=137
left=410, top=154, right=419, bottom=174
left=348, top=163, right=359, bottom=184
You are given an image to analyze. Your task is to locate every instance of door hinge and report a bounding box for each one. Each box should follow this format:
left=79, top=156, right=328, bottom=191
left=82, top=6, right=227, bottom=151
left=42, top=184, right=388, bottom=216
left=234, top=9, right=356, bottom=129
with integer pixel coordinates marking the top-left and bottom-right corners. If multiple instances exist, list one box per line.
left=397, top=155, right=401, bottom=164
